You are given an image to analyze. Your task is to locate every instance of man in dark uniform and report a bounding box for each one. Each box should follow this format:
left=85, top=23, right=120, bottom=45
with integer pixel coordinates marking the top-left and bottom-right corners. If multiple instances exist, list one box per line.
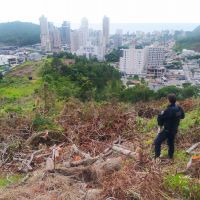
left=154, top=93, right=185, bottom=159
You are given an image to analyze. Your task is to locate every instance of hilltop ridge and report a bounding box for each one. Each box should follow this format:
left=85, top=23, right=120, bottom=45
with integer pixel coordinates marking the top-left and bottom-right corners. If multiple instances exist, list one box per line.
left=0, top=21, right=40, bottom=46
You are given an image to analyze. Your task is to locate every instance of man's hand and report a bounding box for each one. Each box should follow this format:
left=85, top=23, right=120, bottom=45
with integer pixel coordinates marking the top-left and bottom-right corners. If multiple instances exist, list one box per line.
left=157, top=126, right=161, bottom=135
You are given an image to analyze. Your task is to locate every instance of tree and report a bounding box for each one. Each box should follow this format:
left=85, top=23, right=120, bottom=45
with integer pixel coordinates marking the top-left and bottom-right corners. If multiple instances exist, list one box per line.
left=0, top=72, right=3, bottom=80
left=105, top=48, right=122, bottom=62
left=41, top=55, right=123, bottom=102
left=181, top=85, right=199, bottom=99
left=120, top=85, right=154, bottom=103
left=155, top=86, right=181, bottom=100
left=133, top=75, right=139, bottom=80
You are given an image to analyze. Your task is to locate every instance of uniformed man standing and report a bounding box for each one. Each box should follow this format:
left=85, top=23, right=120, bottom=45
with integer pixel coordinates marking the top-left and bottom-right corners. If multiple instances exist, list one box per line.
left=154, top=93, right=185, bottom=159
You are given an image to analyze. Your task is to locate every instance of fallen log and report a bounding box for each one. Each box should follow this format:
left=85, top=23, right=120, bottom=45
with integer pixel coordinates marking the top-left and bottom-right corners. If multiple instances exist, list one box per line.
left=56, top=157, right=122, bottom=182
left=112, top=145, right=136, bottom=158
left=25, top=131, right=46, bottom=146
left=25, top=130, right=65, bottom=146
left=185, top=155, right=200, bottom=177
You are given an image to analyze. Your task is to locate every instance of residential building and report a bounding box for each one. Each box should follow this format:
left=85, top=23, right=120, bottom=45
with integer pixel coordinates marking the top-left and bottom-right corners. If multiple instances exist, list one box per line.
left=144, top=47, right=165, bottom=78
left=119, top=48, right=145, bottom=75
left=48, top=23, right=61, bottom=52
left=113, top=29, right=123, bottom=49
left=76, top=43, right=99, bottom=59
left=79, top=18, right=89, bottom=46
left=39, top=15, right=51, bottom=52
left=89, top=30, right=102, bottom=46
left=70, top=30, right=80, bottom=52
left=103, top=16, right=110, bottom=45
left=60, top=21, right=71, bottom=46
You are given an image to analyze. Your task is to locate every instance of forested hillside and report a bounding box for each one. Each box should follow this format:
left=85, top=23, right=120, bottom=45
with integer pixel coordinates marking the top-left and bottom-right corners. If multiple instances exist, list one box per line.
left=175, top=25, right=200, bottom=51
left=0, top=21, right=40, bottom=46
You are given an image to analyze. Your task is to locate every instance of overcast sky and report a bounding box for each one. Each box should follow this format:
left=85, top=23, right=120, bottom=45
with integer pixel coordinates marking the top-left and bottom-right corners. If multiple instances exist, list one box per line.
left=1, top=0, right=200, bottom=24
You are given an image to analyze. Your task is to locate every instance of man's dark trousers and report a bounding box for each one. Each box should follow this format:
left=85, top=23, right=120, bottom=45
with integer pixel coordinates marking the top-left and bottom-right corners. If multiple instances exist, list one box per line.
left=154, top=129, right=176, bottom=158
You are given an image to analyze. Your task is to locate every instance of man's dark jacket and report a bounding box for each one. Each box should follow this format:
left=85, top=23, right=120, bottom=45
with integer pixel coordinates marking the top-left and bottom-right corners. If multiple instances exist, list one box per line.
left=157, top=104, right=185, bottom=133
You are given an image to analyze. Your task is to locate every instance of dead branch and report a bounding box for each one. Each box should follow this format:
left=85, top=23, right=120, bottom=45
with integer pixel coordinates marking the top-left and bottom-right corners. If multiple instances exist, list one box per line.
left=112, top=145, right=136, bottom=158
left=71, top=144, right=92, bottom=159
left=0, top=143, right=9, bottom=167
left=14, top=149, right=43, bottom=172
left=25, top=131, right=46, bottom=146
left=186, top=142, right=200, bottom=154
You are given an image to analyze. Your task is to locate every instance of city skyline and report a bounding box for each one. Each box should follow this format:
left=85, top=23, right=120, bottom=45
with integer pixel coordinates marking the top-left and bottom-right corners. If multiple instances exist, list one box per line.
left=1, top=0, right=200, bottom=24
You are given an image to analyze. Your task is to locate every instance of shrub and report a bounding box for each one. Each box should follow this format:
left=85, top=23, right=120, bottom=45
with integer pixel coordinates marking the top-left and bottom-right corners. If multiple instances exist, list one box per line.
left=165, top=174, right=200, bottom=199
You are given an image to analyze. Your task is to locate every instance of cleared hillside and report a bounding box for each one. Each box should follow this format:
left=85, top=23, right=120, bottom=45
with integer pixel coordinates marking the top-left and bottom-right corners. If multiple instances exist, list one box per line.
left=0, top=56, right=199, bottom=200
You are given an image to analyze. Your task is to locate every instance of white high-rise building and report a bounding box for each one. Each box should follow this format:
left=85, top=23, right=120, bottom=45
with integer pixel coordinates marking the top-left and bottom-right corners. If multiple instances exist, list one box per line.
left=144, top=47, right=165, bottom=78
left=113, top=29, right=123, bottom=49
left=103, top=16, right=110, bottom=45
left=119, top=48, right=144, bottom=75
left=70, top=30, right=80, bottom=52
left=60, top=21, right=71, bottom=46
left=79, top=18, right=89, bottom=46
left=48, top=23, right=61, bottom=52
left=39, top=15, right=51, bottom=52
left=89, top=30, right=102, bottom=46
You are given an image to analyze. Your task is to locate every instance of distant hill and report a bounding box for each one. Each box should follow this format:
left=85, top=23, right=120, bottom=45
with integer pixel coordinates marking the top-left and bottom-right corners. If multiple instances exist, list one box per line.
left=193, top=25, right=200, bottom=33
left=0, top=21, right=40, bottom=46
left=175, top=25, right=200, bottom=52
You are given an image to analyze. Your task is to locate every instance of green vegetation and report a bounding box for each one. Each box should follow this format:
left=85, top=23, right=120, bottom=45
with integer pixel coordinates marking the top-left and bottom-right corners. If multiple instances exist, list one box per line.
left=41, top=55, right=123, bottom=101
left=180, top=109, right=200, bottom=131
left=135, top=116, right=157, bottom=133
left=175, top=25, right=200, bottom=52
left=0, top=63, right=42, bottom=115
left=0, top=78, right=41, bottom=100
left=165, top=174, right=200, bottom=199
left=120, top=85, right=154, bottom=103
left=0, top=175, right=23, bottom=187
left=1, top=54, right=199, bottom=116
left=0, top=53, right=200, bottom=199
left=120, top=84, right=200, bottom=103
left=105, top=48, right=122, bottom=62
left=32, top=114, right=57, bottom=131
left=165, top=61, right=183, bottom=70
left=0, top=21, right=40, bottom=46
left=155, top=85, right=200, bottom=100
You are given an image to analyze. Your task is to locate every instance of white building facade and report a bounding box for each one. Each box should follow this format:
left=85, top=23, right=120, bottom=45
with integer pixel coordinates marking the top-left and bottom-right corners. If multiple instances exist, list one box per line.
left=39, top=15, right=51, bottom=52
left=102, top=16, right=110, bottom=45
left=70, top=30, right=80, bottom=52
left=79, top=18, right=89, bottom=47
left=119, top=48, right=145, bottom=75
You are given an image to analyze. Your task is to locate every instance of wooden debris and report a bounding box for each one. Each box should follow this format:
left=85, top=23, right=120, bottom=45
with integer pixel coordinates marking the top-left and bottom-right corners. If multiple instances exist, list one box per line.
left=185, top=155, right=200, bottom=177
left=71, top=144, right=91, bottom=159
left=25, top=131, right=47, bottom=146
left=186, top=142, right=200, bottom=154
left=70, top=157, right=99, bottom=167
left=46, top=157, right=54, bottom=172
left=112, top=145, right=136, bottom=158
left=14, top=149, right=43, bottom=172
